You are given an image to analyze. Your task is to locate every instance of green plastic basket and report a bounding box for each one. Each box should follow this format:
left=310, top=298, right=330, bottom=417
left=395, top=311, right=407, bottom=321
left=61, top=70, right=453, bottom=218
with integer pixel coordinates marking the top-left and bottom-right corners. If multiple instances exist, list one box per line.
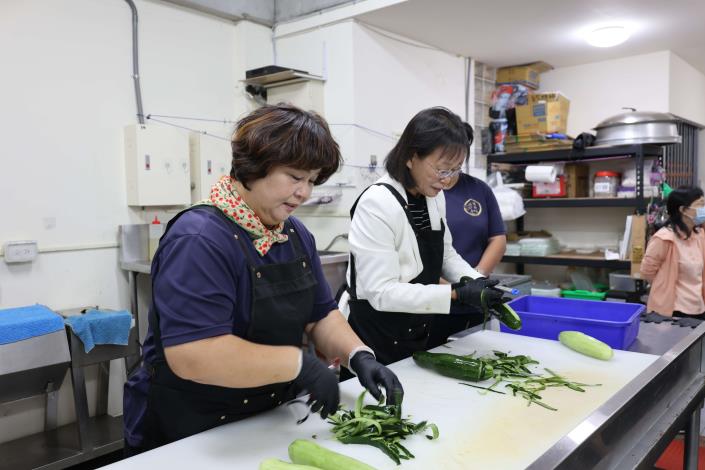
left=561, top=289, right=607, bottom=301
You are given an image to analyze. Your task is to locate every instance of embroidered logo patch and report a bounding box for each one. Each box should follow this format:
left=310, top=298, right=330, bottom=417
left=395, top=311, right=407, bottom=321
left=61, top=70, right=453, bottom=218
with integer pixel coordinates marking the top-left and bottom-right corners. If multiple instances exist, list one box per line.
left=463, top=198, right=482, bottom=216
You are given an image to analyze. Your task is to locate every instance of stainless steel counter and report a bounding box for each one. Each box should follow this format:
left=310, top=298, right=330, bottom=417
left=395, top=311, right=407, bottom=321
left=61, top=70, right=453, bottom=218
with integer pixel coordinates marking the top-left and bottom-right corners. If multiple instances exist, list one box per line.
left=453, top=320, right=705, bottom=469
left=532, top=320, right=705, bottom=469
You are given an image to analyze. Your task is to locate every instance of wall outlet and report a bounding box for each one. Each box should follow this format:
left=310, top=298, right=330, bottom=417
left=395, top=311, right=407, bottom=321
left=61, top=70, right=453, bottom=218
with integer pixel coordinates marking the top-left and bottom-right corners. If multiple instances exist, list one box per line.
left=3, top=240, right=38, bottom=263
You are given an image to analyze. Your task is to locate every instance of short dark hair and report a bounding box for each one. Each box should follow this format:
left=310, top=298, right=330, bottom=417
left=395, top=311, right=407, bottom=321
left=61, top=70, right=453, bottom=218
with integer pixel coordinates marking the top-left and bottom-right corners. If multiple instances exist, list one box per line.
left=666, top=185, right=704, bottom=238
left=231, top=104, right=341, bottom=189
left=385, top=107, right=474, bottom=189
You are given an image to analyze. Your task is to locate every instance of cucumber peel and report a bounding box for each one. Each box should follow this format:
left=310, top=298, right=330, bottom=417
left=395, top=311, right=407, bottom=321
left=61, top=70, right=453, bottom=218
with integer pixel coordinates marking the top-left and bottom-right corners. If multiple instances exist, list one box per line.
left=559, top=331, right=613, bottom=361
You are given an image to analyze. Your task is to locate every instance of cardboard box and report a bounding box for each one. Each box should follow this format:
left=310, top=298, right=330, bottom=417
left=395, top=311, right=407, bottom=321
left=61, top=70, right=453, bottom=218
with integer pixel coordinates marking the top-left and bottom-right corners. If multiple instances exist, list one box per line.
left=504, top=134, right=573, bottom=153
left=628, top=215, right=646, bottom=277
left=496, top=61, right=553, bottom=89
left=516, top=92, right=570, bottom=135
left=564, top=164, right=589, bottom=198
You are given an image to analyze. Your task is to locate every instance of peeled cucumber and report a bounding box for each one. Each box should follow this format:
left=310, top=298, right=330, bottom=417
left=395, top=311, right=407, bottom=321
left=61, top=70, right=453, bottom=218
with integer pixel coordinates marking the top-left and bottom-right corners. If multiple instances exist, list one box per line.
left=259, top=458, right=323, bottom=470
left=558, top=331, right=613, bottom=361
left=289, top=439, right=378, bottom=470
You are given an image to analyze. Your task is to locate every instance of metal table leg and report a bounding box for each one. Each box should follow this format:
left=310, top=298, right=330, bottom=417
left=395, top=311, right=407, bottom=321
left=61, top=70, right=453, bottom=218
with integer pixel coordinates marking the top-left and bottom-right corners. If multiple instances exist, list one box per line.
left=96, top=362, right=110, bottom=416
left=70, top=366, right=91, bottom=451
left=684, top=403, right=702, bottom=470
left=45, top=389, right=59, bottom=431
left=125, top=271, right=142, bottom=375
left=128, top=271, right=139, bottom=340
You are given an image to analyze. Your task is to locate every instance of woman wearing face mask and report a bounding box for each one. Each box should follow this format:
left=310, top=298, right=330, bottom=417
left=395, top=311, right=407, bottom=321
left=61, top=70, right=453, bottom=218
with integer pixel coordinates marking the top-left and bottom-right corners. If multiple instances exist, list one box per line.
left=338, top=107, right=504, bottom=366
left=122, top=104, right=402, bottom=455
left=641, top=186, right=705, bottom=320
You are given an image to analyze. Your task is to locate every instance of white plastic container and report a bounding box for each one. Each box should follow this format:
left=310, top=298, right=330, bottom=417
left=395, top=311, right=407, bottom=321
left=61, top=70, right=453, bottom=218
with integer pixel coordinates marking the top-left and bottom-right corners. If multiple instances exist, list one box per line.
left=531, top=281, right=561, bottom=298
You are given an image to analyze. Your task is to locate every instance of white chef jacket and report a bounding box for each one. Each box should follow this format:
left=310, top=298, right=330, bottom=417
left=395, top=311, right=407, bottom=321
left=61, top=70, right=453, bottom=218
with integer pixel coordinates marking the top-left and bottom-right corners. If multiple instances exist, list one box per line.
left=339, top=174, right=483, bottom=317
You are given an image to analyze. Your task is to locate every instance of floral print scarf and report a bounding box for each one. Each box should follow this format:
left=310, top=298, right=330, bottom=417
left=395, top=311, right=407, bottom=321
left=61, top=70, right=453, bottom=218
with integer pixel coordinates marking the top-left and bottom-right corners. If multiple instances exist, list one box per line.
left=198, top=176, right=288, bottom=256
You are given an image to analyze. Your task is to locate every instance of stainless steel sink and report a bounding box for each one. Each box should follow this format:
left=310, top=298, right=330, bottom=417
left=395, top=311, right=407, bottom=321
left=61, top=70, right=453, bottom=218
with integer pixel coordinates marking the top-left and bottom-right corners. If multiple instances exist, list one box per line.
left=317, top=251, right=348, bottom=300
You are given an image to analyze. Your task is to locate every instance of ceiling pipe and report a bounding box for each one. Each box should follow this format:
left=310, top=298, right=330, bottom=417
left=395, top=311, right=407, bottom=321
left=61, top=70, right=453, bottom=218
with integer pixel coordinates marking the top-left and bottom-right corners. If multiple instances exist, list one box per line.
left=123, top=0, right=145, bottom=125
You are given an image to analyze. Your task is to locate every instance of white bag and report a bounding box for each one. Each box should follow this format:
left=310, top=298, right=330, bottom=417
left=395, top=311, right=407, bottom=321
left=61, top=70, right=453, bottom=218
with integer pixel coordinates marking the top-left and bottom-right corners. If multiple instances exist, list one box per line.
left=490, top=172, right=526, bottom=221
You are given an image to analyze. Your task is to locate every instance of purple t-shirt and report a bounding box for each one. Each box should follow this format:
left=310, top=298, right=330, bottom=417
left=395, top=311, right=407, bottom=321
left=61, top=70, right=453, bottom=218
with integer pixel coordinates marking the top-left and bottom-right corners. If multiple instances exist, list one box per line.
left=123, top=207, right=336, bottom=446
left=444, top=173, right=506, bottom=266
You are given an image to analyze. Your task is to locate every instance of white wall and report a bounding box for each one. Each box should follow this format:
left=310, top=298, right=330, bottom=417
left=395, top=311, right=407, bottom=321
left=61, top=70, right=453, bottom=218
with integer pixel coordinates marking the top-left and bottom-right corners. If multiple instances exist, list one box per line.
left=0, top=0, right=271, bottom=443
left=274, top=20, right=467, bottom=249
left=669, top=52, right=705, bottom=127
left=540, top=51, right=671, bottom=137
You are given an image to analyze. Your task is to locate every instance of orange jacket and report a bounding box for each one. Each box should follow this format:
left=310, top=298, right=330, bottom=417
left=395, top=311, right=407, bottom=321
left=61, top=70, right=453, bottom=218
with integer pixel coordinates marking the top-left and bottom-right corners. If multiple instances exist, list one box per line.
left=640, top=227, right=705, bottom=316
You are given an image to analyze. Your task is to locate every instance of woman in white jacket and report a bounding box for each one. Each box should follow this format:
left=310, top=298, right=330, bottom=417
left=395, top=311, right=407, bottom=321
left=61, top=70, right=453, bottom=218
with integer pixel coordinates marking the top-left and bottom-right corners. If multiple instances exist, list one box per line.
left=342, top=107, right=502, bottom=365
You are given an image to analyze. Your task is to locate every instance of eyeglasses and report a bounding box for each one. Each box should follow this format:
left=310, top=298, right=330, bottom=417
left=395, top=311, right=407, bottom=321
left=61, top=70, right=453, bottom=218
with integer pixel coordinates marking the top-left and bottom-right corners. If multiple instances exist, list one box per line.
left=423, top=160, right=462, bottom=179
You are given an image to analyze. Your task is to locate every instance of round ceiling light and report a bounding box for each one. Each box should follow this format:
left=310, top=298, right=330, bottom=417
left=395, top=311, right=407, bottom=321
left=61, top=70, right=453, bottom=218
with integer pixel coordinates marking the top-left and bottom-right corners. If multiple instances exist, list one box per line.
left=586, top=25, right=630, bottom=48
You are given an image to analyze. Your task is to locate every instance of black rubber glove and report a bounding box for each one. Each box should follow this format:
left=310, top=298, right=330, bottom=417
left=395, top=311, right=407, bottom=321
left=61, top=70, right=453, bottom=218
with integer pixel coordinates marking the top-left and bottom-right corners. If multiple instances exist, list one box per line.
left=292, top=352, right=340, bottom=419
left=640, top=312, right=672, bottom=324
left=349, top=351, right=404, bottom=406
left=675, top=316, right=703, bottom=328
left=453, top=277, right=502, bottom=308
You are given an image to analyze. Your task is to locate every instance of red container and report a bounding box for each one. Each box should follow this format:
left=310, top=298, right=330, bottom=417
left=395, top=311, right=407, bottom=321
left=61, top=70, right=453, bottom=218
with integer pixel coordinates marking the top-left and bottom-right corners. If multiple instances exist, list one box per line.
left=532, top=175, right=566, bottom=198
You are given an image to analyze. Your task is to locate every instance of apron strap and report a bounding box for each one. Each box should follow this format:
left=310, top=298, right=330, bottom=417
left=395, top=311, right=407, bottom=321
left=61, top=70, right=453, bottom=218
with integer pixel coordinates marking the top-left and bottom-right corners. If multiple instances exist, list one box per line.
left=283, top=222, right=306, bottom=258
left=349, top=183, right=416, bottom=300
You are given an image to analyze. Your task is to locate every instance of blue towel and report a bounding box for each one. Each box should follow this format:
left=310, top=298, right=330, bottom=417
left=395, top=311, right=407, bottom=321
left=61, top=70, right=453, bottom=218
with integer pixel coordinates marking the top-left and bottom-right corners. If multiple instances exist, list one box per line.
left=0, top=304, right=65, bottom=345
left=64, top=309, right=132, bottom=353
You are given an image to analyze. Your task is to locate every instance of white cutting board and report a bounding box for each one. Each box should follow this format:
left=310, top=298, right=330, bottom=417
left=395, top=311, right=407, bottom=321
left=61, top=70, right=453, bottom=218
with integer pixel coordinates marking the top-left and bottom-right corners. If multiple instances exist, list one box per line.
left=103, top=330, right=658, bottom=470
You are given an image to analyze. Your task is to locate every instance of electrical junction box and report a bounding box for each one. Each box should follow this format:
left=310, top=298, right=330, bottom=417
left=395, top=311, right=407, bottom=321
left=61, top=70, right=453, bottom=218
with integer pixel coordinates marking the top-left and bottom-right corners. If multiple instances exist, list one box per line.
left=189, top=133, right=231, bottom=203
left=124, top=124, right=191, bottom=206
left=3, top=240, right=38, bottom=263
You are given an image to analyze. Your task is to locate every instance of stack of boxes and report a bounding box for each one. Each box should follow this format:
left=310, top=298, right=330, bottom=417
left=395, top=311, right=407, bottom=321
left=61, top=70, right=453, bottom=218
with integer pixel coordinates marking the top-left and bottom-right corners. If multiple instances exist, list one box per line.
left=515, top=92, right=570, bottom=137
left=489, top=62, right=585, bottom=198
left=491, top=62, right=572, bottom=154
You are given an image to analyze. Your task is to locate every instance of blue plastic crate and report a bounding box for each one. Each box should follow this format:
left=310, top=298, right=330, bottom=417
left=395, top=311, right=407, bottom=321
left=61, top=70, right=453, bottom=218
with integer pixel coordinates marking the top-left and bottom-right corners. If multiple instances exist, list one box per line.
left=499, top=295, right=644, bottom=350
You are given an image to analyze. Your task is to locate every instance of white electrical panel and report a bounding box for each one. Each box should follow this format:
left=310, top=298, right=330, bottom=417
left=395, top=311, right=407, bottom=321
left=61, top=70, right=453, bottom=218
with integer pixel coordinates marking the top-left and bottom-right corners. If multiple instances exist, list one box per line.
left=267, top=80, right=325, bottom=116
left=124, top=124, right=191, bottom=206
left=189, top=133, right=231, bottom=203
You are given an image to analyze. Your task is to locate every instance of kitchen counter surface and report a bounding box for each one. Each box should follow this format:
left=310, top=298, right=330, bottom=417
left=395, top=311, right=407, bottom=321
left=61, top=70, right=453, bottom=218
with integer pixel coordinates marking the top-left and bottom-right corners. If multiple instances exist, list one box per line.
left=102, top=322, right=705, bottom=469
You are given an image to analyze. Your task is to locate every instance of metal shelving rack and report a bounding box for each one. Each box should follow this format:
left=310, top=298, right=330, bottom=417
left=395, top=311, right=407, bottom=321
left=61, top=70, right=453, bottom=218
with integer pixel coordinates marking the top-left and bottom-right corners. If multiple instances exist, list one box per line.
left=487, top=143, right=664, bottom=271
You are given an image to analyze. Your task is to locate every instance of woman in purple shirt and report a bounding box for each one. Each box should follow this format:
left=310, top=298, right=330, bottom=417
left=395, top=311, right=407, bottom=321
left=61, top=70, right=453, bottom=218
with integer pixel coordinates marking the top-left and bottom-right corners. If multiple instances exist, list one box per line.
left=123, top=104, right=401, bottom=455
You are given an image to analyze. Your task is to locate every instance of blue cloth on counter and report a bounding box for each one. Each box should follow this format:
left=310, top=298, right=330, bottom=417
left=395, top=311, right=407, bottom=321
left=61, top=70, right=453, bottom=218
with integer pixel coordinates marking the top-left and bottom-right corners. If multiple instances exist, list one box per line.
left=64, top=309, right=132, bottom=352
left=0, top=304, right=65, bottom=345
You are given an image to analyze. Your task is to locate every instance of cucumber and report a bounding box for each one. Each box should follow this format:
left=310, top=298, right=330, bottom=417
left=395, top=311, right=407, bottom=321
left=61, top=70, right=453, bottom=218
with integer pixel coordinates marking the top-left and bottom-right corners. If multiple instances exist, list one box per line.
left=412, top=351, right=494, bottom=381
left=558, top=331, right=613, bottom=361
left=496, top=302, right=522, bottom=330
left=288, top=439, right=378, bottom=470
left=259, top=458, right=322, bottom=470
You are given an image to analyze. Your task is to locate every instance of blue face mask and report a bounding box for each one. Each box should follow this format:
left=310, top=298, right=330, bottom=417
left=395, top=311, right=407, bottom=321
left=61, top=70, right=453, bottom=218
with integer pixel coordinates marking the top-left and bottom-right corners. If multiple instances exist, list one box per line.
left=691, top=207, right=705, bottom=226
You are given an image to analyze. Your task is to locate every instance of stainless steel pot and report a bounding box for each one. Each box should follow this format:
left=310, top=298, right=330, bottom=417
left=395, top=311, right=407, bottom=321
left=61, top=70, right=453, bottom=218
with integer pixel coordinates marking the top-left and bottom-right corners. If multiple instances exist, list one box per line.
left=593, top=109, right=681, bottom=146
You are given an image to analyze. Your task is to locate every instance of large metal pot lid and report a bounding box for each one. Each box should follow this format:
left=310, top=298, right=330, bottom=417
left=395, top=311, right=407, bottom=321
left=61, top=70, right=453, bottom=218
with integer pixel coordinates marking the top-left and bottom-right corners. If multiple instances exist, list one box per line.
left=594, top=108, right=677, bottom=130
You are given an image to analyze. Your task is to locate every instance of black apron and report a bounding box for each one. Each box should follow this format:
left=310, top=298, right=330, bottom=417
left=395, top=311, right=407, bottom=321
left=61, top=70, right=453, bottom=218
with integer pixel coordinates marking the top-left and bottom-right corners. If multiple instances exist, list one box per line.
left=427, top=306, right=482, bottom=350
left=347, top=184, right=445, bottom=365
left=141, top=206, right=317, bottom=449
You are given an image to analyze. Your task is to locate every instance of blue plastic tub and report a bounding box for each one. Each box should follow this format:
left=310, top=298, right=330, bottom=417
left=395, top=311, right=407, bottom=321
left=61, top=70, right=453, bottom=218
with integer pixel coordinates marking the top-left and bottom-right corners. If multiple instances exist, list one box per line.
left=499, top=295, right=644, bottom=350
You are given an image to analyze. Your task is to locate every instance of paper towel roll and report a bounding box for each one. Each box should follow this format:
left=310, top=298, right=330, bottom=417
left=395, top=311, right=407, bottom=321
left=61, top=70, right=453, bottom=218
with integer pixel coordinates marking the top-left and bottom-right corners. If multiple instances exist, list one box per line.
left=525, top=165, right=557, bottom=183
